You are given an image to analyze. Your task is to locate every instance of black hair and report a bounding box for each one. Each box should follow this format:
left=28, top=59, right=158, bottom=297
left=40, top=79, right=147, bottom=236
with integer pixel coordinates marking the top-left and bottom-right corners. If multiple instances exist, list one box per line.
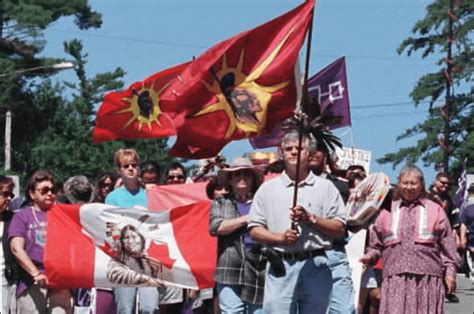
left=347, top=165, right=366, bottom=173
left=166, top=162, right=187, bottom=178
left=0, top=175, right=14, bottom=190
left=205, top=177, right=231, bottom=200
left=264, top=160, right=285, bottom=175
left=140, top=161, right=160, bottom=176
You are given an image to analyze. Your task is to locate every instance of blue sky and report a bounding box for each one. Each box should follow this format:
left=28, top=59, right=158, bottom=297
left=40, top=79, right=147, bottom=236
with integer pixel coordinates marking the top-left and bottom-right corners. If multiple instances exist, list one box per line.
left=43, top=0, right=440, bottom=183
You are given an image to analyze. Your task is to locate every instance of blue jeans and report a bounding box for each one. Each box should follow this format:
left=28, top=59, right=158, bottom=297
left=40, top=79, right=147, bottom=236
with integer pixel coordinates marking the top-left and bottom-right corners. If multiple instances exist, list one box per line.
left=216, top=283, right=262, bottom=314
left=263, top=254, right=332, bottom=314
left=327, top=249, right=356, bottom=314
left=114, top=287, right=159, bottom=314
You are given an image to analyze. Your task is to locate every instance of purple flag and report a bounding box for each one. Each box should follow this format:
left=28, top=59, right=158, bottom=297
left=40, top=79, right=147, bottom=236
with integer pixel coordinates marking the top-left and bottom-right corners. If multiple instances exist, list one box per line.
left=249, top=125, right=285, bottom=149
left=250, top=57, right=351, bottom=149
left=308, top=57, right=351, bottom=129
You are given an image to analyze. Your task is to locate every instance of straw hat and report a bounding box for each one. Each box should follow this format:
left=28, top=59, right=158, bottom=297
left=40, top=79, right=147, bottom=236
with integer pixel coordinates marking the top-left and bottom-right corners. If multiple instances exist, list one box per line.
left=220, top=157, right=263, bottom=192
left=221, top=157, right=255, bottom=173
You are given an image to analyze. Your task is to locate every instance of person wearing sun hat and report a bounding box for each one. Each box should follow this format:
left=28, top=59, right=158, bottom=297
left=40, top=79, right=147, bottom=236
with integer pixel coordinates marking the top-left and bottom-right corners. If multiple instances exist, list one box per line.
left=209, top=157, right=265, bottom=313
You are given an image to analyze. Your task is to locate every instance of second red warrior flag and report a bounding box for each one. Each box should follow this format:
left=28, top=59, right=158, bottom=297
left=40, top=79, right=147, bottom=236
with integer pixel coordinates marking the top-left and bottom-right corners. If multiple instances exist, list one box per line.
left=92, top=62, right=189, bottom=143
left=164, top=0, right=315, bottom=158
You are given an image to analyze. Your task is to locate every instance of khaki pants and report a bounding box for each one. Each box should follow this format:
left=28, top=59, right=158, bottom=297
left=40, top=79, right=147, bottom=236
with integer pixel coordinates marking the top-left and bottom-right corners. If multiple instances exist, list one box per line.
left=17, top=286, right=72, bottom=314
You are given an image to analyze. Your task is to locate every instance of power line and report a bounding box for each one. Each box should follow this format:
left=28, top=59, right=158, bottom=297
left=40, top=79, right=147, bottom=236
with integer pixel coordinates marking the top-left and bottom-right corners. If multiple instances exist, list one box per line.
left=351, top=100, right=431, bottom=109
left=48, top=28, right=208, bottom=50
left=353, top=110, right=427, bottom=119
left=48, top=28, right=439, bottom=62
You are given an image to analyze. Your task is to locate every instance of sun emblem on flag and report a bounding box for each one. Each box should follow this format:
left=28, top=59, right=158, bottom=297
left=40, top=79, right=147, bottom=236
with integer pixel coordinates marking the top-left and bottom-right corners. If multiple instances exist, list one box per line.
left=194, top=30, right=295, bottom=139
left=115, top=79, right=170, bottom=131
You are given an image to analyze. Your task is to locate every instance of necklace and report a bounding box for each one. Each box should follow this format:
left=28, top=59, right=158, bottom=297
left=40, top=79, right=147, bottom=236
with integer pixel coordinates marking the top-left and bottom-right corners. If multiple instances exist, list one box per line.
left=30, top=207, right=47, bottom=247
left=31, top=206, right=45, bottom=226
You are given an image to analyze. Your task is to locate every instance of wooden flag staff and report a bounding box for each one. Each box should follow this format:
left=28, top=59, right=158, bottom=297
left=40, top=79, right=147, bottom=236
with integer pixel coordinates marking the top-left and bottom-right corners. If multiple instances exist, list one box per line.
left=290, top=2, right=315, bottom=230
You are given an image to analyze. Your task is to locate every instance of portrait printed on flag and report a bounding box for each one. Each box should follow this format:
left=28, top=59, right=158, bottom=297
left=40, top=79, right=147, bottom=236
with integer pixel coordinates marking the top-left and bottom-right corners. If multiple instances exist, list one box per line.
left=104, top=215, right=174, bottom=287
left=45, top=202, right=216, bottom=289
left=86, top=206, right=178, bottom=288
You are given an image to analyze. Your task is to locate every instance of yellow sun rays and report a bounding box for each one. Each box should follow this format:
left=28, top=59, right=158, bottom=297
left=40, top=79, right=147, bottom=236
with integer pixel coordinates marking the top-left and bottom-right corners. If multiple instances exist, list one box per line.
left=194, top=29, right=295, bottom=139
left=116, top=80, right=169, bottom=131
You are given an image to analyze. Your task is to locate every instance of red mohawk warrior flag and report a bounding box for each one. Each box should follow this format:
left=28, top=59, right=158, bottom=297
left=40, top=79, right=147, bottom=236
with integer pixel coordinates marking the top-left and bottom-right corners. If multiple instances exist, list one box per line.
left=92, top=62, right=189, bottom=143
left=163, top=1, right=315, bottom=158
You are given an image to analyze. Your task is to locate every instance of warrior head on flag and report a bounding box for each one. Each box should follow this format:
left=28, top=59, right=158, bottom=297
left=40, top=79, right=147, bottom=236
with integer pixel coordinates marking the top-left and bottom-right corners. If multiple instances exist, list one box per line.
left=166, top=0, right=315, bottom=158
left=106, top=221, right=173, bottom=287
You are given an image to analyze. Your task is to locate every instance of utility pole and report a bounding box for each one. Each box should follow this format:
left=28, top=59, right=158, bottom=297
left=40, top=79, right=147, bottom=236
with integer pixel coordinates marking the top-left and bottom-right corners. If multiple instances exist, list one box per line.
left=1, top=61, right=74, bottom=172
left=4, top=109, right=11, bottom=171
left=441, top=0, right=455, bottom=173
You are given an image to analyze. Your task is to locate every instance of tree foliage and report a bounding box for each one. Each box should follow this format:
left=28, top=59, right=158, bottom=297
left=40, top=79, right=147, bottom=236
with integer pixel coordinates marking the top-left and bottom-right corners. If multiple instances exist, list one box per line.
left=377, top=0, right=474, bottom=176
left=0, top=1, right=176, bottom=187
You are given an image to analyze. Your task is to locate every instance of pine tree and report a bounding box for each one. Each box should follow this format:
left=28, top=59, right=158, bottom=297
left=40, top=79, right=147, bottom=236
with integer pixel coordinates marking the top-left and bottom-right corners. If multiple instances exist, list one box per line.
left=1, top=1, right=176, bottom=185
left=377, top=0, right=473, bottom=176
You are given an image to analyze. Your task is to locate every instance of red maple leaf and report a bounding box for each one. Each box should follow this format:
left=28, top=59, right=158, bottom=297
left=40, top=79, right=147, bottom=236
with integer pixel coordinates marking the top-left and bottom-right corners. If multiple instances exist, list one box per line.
left=147, top=241, right=176, bottom=269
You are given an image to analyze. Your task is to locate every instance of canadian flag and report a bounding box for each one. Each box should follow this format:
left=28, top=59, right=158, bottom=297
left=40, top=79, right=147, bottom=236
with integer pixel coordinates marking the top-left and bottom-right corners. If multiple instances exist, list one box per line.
left=44, top=200, right=216, bottom=290
left=147, top=182, right=208, bottom=211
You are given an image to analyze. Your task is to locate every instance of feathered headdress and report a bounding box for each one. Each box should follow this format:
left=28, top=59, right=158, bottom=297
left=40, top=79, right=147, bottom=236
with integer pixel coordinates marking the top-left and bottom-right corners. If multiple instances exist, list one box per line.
left=281, top=111, right=342, bottom=153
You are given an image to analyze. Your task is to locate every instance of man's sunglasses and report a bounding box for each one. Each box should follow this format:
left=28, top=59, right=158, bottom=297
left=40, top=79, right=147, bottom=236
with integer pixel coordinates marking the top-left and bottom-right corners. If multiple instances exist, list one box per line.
left=167, top=175, right=185, bottom=180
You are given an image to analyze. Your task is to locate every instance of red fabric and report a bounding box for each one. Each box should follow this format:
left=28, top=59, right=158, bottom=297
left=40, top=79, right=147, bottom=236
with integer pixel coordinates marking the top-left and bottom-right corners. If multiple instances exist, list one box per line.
left=165, top=1, right=315, bottom=158
left=148, top=241, right=176, bottom=269
left=170, top=200, right=216, bottom=289
left=44, top=201, right=216, bottom=289
left=147, top=182, right=208, bottom=211
left=374, top=258, right=383, bottom=270
left=92, top=62, right=189, bottom=143
left=45, top=204, right=95, bottom=288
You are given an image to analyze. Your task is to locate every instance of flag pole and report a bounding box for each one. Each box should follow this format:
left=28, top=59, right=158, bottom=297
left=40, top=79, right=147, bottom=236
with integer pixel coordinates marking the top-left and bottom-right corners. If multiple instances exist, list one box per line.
left=302, top=3, right=315, bottom=119
left=291, top=2, right=315, bottom=230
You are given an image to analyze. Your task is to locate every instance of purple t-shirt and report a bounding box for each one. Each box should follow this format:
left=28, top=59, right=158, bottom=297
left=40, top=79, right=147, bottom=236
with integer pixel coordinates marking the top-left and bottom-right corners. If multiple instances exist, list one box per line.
left=236, top=201, right=254, bottom=248
left=460, top=204, right=474, bottom=246
left=8, top=206, right=47, bottom=296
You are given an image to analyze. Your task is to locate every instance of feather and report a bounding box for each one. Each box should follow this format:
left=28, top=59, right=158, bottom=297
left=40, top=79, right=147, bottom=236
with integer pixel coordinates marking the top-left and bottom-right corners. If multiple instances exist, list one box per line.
left=281, top=111, right=342, bottom=153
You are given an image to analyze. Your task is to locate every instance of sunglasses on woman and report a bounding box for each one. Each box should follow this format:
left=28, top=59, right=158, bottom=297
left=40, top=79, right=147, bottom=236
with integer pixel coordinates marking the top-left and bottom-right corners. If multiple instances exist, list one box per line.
left=35, top=186, right=58, bottom=195
left=0, top=191, right=14, bottom=198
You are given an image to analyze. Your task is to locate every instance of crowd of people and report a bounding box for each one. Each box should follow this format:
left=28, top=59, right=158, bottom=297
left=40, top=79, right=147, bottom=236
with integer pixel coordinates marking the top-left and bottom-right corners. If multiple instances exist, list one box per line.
left=0, top=130, right=472, bottom=314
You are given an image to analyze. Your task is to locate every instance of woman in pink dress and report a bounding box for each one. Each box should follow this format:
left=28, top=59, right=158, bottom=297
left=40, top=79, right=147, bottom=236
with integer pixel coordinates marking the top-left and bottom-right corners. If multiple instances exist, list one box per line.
left=360, top=165, right=459, bottom=314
